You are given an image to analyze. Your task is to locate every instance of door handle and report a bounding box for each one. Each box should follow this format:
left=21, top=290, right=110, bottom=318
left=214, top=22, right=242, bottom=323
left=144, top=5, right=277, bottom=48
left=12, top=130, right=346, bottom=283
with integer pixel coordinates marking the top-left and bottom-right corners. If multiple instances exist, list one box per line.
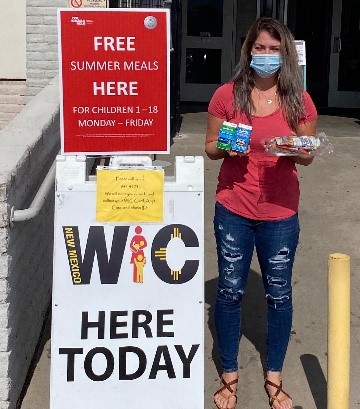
left=333, top=37, right=342, bottom=53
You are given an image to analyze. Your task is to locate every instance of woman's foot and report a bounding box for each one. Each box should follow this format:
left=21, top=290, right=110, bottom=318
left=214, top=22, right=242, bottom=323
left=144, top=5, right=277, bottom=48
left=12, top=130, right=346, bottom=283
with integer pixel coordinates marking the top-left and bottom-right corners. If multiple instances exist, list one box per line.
left=264, top=371, right=293, bottom=409
left=214, top=372, right=238, bottom=409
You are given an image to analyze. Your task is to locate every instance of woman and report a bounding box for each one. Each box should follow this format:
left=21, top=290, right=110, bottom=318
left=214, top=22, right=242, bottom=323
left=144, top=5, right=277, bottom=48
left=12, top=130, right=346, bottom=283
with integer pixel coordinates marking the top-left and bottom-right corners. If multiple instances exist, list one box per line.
left=206, top=17, right=317, bottom=409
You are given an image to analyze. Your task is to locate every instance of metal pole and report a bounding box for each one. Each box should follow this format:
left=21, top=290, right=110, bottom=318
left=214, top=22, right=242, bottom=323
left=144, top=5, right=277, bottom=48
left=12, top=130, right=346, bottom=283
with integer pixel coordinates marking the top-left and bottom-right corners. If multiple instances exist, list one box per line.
left=328, top=253, right=350, bottom=409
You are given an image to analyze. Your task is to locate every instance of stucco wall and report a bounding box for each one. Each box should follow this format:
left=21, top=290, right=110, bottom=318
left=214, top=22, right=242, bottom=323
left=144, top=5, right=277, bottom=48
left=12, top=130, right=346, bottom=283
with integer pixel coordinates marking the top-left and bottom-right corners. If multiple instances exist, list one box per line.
left=0, top=78, right=60, bottom=409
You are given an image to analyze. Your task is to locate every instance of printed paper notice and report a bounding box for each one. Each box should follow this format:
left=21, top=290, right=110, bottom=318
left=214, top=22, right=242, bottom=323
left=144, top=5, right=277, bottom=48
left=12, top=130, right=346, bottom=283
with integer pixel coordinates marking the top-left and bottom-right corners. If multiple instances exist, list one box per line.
left=96, top=169, right=164, bottom=222
left=295, top=40, right=306, bottom=66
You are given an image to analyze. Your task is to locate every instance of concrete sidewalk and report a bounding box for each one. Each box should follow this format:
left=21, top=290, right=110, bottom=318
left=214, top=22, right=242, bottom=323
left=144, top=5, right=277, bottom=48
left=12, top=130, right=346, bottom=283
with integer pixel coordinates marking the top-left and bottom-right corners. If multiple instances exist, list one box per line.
left=21, top=110, right=360, bottom=409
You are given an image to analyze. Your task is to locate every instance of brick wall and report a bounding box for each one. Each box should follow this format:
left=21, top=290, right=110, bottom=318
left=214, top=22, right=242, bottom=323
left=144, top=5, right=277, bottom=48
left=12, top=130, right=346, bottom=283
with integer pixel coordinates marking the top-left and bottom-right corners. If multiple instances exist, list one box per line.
left=0, top=78, right=60, bottom=409
left=0, top=81, right=27, bottom=131
left=26, top=0, right=67, bottom=97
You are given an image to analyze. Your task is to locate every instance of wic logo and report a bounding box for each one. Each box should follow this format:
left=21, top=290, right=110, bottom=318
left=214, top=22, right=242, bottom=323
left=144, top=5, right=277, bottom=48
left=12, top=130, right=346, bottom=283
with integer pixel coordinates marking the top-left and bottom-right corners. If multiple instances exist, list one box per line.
left=62, top=224, right=199, bottom=285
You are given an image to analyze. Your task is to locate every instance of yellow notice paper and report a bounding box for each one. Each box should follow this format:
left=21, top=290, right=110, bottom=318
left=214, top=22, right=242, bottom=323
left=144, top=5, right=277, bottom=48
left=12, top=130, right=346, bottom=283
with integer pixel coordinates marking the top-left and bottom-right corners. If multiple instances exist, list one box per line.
left=96, top=169, right=164, bottom=223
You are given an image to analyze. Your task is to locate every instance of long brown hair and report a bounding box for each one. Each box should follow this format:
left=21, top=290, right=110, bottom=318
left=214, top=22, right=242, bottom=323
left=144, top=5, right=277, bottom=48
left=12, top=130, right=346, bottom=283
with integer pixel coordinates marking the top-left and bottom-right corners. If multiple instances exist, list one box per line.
left=232, top=17, right=305, bottom=131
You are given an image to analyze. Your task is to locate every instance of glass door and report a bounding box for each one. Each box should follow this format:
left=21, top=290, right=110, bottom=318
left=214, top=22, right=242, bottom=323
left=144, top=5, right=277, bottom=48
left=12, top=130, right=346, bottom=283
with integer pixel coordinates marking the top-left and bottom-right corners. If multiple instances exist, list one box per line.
left=328, top=0, right=360, bottom=107
left=180, top=0, right=236, bottom=102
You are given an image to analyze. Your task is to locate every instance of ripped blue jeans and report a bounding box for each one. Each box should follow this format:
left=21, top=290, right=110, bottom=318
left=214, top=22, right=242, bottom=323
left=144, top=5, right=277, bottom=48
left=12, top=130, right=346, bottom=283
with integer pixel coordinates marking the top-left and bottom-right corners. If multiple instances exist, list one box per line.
left=214, top=202, right=300, bottom=373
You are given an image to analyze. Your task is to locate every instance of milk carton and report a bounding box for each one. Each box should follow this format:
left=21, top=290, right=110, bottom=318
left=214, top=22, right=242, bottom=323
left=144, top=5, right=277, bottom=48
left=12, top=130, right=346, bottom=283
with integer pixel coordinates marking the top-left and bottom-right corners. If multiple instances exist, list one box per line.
left=217, top=121, right=237, bottom=151
left=231, top=123, right=252, bottom=153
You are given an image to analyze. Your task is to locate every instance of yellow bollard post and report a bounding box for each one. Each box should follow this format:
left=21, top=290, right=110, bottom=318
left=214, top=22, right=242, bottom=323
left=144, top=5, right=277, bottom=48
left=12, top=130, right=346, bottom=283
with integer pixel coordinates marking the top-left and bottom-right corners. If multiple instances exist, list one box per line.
left=328, top=253, right=350, bottom=409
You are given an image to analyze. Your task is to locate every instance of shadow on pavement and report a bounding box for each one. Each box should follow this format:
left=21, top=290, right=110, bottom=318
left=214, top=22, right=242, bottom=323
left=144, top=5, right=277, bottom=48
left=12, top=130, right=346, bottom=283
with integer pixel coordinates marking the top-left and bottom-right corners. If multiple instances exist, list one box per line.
left=19, top=307, right=51, bottom=407
left=317, top=107, right=360, bottom=120
left=300, top=354, right=327, bottom=409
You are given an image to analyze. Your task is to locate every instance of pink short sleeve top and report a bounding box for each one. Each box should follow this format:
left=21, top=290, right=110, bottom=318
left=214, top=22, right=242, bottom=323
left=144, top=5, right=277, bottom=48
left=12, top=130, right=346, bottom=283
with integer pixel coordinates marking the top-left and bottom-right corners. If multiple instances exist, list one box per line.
left=208, top=82, right=318, bottom=220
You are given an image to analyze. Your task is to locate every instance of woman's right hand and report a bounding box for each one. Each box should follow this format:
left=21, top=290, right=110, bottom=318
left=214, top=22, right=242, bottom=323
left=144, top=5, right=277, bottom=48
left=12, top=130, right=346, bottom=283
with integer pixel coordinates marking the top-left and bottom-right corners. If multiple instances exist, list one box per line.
left=228, top=146, right=251, bottom=157
left=205, top=114, right=250, bottom=160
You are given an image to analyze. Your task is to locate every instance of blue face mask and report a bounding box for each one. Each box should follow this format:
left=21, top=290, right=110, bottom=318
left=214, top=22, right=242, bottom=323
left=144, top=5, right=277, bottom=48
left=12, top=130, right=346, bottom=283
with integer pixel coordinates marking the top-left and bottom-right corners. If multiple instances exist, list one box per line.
left=250, top=54, right=282, bottom=78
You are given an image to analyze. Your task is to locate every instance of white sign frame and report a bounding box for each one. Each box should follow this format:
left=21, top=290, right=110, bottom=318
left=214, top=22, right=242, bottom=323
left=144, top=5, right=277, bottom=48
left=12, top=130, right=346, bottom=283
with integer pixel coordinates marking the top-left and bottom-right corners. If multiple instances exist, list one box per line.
left=50, top=156, right=204, bottom=409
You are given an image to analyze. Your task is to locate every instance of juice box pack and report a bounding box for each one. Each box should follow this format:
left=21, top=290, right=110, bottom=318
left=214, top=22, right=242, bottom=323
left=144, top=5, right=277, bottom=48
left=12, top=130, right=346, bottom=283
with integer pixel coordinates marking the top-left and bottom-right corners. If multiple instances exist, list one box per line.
left=217, top=121, right=252, bottom=153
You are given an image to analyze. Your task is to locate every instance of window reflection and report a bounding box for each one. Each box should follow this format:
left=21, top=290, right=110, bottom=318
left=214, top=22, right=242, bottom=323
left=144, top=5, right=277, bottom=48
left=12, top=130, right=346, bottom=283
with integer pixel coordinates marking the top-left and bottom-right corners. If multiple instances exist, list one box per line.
left=185, top=48, right=221, bottom=84
left=187, top=0, right=223, bottom=37
left=338, top=0, right=360, bottom=91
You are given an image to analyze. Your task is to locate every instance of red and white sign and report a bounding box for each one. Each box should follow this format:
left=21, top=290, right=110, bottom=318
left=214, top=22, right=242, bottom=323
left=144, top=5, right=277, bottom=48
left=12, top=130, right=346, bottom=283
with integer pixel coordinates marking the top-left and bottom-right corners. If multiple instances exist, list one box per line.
left=57, top=9, right=170, bottom=154
left=68, top=0, right=108, bottom=7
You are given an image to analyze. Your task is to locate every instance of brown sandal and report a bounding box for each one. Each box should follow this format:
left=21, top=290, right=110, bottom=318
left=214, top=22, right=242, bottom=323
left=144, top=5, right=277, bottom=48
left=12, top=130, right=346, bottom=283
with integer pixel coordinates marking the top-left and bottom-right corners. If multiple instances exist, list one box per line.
left=264, top=379, right=292, bottom=408
left=214, top=377, right=238, bottom=409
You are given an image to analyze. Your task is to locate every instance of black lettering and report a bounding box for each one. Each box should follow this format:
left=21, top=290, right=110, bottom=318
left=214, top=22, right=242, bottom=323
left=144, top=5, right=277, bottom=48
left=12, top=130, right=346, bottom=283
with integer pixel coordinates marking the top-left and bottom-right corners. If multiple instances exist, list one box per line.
left=119, top=346, right=147, bottom=380
left=149, top=345, right=175, bottom=379
left=132, top=310, right=153, bottom=338
left=81, top=311, right=105, bottom=339
left=157, top=309, right=174, bottom=337
left=59, top=348, right=83, bottom=381
left=151, top=225, right=199, bottom=284
left=84, top=347, right=114, bottom=381
left=174, top=344, right=199, bottom=378
left=63, top=226, right=129, bottom=285
left=110, top=311, right=128, bottom=339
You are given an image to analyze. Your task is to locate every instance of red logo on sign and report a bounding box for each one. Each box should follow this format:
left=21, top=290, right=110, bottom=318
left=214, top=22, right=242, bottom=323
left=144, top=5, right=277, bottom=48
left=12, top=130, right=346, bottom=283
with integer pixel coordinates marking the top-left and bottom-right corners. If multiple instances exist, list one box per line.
left=71, top=0, right=82, bottom=8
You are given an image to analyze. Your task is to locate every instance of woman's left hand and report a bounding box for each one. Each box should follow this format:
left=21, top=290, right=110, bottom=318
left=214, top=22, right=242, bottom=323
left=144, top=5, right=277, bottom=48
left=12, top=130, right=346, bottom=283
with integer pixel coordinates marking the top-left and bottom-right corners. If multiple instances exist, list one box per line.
left=293, top=119, right=317, bottom=166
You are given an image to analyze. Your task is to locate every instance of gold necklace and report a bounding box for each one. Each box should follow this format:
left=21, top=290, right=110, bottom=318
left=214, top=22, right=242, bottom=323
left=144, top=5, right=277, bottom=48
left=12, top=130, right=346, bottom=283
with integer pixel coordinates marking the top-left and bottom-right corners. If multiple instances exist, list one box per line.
left=254, top=85, right=277, bottom=104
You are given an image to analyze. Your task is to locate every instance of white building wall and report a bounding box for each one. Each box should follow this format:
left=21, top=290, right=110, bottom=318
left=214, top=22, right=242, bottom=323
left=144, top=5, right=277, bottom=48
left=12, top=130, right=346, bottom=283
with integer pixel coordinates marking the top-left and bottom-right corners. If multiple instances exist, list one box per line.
left=26, top=0, right=67, bottom=97
left=0, top=1, right=27, bottom=131
left=0, top=1, right=26, bottom=79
